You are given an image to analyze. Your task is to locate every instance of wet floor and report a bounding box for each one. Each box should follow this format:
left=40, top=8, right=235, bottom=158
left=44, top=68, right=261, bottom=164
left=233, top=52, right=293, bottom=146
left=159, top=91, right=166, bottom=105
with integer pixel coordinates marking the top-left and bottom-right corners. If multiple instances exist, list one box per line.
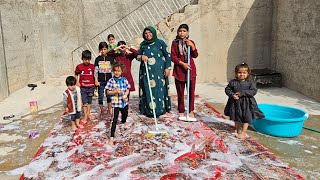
left=0, top=103, right=64, bottom=179
left=0, top=101, right=319, bottom=179
left=208, top=102, right=320, bottom=180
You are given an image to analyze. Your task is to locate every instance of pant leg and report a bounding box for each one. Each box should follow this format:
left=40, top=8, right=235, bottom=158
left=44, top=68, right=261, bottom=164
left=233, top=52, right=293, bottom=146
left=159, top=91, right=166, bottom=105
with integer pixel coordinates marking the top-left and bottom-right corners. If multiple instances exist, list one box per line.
left=110, top=107, right=120, bottom=137
left=175, top=79, right=186, bottom=113
left=189, top=78, right=196, bottom=112
left=98, top=82, right=107, bottom=105
left=120, top=105, right=128, bottom=123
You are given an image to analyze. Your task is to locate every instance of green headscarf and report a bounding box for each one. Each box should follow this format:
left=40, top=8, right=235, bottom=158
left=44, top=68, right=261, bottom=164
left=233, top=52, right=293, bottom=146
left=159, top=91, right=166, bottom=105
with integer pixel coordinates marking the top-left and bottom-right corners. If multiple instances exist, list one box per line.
left=140, top=26, right=158, bottom=46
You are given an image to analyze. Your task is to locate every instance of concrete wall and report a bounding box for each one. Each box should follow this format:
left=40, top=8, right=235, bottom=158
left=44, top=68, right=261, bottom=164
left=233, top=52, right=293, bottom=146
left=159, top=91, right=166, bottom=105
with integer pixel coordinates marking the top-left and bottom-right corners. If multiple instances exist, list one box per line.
left=158, top=0, right=273, bottom=83
left=0, top=11, right=9, bottom=100
left=0, top=0, right=44, bottom=95
left=272, top=0, right=320, bottom=102
left=1, top=0, right=319, bottom=102
left=198, top=0, right=272, bottom=82
left=0, top=0, right=149, bottom=101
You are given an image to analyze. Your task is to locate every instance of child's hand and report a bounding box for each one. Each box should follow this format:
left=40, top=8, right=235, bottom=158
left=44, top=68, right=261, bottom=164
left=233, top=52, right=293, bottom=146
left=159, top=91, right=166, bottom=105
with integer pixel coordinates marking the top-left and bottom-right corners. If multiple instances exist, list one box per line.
left=233, top=94, right=239, bottom=100
left=95, top=81, right=100, bottom=86
left=235, top=92, right=241, bottom=97
left=122, top=94, right=128, bottom=100
left=164, top=69, right=170, bottom=77
left=180, top=62, right=191, bottom=71
left=185, top=40, right=195, bottom=50
left=115, top=89, right=122, bottom=95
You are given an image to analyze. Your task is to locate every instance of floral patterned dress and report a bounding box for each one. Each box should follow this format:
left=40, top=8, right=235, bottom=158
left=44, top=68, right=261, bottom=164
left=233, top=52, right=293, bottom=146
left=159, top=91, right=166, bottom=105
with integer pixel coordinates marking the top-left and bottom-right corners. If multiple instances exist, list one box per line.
left=139, top=39, right=172, bottom=116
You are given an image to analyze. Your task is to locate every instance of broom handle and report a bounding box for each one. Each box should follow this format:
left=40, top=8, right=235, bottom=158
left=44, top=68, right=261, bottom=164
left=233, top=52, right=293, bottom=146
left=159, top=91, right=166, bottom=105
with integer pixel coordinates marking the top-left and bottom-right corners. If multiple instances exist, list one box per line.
left=186, top=46, right=191, bottom=118
left=144, top=61, right=159, bottom=129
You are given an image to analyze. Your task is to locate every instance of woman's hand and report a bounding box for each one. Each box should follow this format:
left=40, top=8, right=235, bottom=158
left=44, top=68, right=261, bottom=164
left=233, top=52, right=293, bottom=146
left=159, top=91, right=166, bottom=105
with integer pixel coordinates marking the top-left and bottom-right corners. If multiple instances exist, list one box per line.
left=95, top=81, right=100, bottom=86
left=164, top=69, right=171, bottom=77
left=141, top=55, right=149, bottom=62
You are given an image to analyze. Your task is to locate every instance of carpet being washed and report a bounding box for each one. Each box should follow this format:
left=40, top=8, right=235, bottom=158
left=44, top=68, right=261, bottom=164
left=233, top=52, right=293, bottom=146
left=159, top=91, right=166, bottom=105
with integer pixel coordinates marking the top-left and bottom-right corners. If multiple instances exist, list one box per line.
left=21, top=96, right=304, bottom=179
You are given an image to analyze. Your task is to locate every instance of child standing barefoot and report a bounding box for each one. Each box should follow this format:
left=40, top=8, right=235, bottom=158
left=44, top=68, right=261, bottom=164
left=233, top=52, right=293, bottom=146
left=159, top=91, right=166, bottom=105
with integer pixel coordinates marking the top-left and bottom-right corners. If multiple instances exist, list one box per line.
left=224, top=63, right=264, bottom=139
left=171, top=24, right=198, bottom=118
left=75, top=50, right=95, bottom=124
left=63, top=76, right=84, bottom=131
left=106, top=62, right=130, bottom=145
left=94, top=42, right=115, bottom=119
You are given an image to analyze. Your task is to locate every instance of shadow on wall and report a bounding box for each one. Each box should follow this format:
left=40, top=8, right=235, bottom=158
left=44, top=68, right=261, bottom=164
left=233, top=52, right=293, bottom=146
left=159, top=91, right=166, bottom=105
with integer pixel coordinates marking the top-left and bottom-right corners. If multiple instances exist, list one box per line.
left=226, top=0, right=273, bottom=81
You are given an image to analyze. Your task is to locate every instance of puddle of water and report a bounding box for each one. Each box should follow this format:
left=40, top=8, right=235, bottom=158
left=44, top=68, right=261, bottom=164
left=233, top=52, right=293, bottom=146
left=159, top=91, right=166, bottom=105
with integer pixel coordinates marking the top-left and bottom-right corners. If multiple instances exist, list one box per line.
left=0, top=103, right=64, bottom=179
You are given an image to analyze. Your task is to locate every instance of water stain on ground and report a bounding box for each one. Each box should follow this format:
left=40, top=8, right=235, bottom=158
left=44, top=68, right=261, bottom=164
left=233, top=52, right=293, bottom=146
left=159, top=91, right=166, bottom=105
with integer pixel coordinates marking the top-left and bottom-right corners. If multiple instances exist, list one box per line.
left=0, top=103, right=64, bottom=179
left=206, top=101, right=320, bottom=179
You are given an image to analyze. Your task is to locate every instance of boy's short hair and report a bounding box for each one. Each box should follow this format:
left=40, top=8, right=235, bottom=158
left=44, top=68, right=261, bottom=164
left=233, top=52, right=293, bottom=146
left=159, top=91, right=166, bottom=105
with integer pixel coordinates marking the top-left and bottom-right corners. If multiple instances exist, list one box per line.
left=99, top=42, right=108, bottom=50
left=82, top=50, right=91, bottom=60
left=66, top=76, right=76, bottom=86
left=112, top=62, right=125, bottom=72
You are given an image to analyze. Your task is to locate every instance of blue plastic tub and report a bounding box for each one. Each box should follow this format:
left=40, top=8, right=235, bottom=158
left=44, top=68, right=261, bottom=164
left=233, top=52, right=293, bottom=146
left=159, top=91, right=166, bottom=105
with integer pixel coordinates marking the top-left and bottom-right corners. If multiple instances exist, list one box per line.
left=253, top=104, right=308, bottom=137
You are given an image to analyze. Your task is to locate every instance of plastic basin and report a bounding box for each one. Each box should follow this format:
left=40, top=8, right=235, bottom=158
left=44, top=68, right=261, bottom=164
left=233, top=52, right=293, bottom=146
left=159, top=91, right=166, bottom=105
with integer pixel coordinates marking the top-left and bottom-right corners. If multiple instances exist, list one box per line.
left=253, top=104, right=308, bottom=137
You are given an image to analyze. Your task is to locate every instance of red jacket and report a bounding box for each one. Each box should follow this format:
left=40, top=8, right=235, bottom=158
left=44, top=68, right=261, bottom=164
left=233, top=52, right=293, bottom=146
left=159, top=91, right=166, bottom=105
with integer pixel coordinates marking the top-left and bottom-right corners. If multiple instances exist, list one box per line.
left=75, top=63, right=95, bottom=88
left=108, top=48, right=138, bottom=91
left=171, top=40, right=198, bottom=81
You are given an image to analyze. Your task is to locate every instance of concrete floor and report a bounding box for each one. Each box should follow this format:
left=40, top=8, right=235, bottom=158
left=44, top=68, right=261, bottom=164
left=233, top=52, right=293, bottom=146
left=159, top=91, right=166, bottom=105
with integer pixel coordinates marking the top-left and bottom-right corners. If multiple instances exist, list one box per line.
left=0, top=81, right=319, bottom=179
left=196, top=83, right=320, bottom=179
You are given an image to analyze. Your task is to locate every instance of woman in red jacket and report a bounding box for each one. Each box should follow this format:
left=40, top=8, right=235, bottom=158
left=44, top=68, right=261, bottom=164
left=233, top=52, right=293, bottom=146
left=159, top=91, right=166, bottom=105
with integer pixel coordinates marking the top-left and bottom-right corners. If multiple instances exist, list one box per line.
left=171, top=24, right=199, bottom=118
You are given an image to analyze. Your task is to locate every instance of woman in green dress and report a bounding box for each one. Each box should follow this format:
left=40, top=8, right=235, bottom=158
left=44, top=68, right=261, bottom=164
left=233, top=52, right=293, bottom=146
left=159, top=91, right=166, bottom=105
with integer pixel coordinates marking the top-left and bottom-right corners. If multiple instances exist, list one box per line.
left=137, top=26, right=172, bottom=116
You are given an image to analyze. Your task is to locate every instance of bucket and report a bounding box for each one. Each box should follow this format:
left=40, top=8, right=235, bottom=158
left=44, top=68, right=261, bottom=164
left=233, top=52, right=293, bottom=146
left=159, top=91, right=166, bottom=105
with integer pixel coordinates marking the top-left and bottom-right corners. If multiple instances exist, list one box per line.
left=253, top=104, right=308, bottom=137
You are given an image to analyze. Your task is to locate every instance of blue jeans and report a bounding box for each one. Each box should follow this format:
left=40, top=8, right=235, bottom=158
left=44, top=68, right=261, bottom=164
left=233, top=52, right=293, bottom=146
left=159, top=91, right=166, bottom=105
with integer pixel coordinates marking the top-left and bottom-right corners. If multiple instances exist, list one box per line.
left=98, top=82, right=111, bottom=105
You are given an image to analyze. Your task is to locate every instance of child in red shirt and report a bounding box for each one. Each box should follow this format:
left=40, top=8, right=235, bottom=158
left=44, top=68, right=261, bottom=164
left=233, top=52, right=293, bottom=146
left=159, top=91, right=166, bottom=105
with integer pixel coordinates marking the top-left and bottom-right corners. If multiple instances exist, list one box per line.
left=75, top=50, right=95, bottom=123
left=171, top=24, right=199, bottom=118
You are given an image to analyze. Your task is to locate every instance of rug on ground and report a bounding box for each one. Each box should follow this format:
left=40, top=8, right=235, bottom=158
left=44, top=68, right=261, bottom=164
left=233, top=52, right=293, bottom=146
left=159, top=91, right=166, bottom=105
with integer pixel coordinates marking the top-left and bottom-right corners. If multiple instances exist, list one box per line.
left=20, top=96, right=304, bottom=179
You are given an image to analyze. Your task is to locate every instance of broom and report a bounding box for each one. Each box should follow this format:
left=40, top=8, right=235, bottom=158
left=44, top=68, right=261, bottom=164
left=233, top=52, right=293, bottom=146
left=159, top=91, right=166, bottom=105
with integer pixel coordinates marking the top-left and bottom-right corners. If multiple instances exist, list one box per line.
left=144, top=61, right=168, bottom=137
left=178, top=45, right=197, bottom=122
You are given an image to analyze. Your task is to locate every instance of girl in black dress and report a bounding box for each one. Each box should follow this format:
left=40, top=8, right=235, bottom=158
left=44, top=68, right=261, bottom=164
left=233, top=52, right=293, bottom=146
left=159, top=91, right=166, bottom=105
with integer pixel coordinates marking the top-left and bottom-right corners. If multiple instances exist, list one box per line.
left=224, top=63, right=264, bottom=139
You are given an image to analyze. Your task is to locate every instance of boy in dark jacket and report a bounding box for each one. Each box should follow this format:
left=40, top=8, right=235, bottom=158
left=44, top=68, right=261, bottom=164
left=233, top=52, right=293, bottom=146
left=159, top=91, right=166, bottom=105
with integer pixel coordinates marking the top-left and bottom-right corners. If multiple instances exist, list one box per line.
left=94, top=42, right=115, bottom=119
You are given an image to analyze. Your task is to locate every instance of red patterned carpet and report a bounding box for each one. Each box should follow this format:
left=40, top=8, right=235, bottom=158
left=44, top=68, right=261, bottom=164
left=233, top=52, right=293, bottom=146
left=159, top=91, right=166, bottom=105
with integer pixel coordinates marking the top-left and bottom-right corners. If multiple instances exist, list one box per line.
left=20, top=96, right=304, bottom=179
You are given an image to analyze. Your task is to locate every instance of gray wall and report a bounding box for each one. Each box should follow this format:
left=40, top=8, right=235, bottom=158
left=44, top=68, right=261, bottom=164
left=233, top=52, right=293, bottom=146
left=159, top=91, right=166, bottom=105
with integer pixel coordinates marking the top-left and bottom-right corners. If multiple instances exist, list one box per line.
left=0, top=0, right=148, bottom=101
left=0, top=11, right=9, bottom=100
left=157, top=0, right=273, bottom=83
left=0, top=0, right=319, bottom=102
left=272, top=0, right=320, bottom=101
left=0, top=0, right=44, bottom=94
